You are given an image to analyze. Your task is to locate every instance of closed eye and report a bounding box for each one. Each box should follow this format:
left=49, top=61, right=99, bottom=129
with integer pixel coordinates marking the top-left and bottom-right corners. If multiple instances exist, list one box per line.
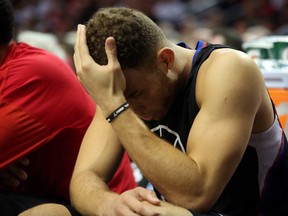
left=126, top=90, right=143, bottom=99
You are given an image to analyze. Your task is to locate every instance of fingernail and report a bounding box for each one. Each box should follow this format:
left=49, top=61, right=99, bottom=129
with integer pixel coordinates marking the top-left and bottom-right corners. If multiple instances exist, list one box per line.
left=12, top=180, right=20, bottom=187
left=22, top=173, right=28, bottom=180
left=23, top=158, right=29, bottom=166
left=107, top=38, right=115, bottom=48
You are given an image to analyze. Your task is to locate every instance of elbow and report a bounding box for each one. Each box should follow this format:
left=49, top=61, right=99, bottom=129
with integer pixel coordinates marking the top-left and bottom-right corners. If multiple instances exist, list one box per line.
left=188, top=196, right=217, bottom=213
left=167, top=191, right=218, bottom=212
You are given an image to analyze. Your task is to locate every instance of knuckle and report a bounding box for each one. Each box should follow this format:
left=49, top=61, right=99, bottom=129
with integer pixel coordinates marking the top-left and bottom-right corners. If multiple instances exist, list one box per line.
left=81, top=61, right=92, bottom=71
left=120, top=193, right=129, bottom=204
left=109, top=61, right=120, bottom=71
left=114, top=205, right=121, bottom=214
left=75, top=68, right=82, bottom=76
left=137, top=205, right=146, bottom=213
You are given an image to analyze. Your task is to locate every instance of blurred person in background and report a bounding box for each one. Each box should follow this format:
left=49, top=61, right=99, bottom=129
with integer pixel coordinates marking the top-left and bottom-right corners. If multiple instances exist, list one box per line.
left=17, top=30, right=75, bottom=68
left=10, top=0, right=288, bottom=41
left=0, top=1, right=136, bottom=215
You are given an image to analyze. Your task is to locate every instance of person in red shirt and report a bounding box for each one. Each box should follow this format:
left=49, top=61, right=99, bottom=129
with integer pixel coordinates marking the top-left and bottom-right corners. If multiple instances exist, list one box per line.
left=0, top=1, right=136, bottom=215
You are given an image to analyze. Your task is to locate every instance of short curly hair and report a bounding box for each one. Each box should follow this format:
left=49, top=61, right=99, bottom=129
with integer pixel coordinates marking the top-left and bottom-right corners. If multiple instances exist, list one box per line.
left=86, top=7, right=167, bottom=70
left=0, top=0, right=14, bottom=45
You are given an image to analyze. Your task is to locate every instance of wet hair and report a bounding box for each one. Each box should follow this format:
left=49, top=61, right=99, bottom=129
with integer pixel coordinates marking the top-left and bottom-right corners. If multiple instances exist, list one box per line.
left=0, top=0, right=14, bottom=45
left=86, top=7, right=167, bottom=70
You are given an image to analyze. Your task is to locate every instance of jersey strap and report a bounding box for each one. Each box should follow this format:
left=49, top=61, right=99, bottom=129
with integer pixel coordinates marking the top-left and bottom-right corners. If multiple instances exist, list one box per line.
left=192, top=40, right=208, bottom=67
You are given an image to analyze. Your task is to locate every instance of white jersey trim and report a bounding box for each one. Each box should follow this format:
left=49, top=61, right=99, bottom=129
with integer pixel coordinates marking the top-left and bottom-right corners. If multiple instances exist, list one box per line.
left=249, top=115, right=283, bottom=194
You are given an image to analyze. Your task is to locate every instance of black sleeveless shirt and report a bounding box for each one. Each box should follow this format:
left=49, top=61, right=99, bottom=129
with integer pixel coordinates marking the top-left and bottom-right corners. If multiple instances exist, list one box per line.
left=145, top=41, right=288, bottom=216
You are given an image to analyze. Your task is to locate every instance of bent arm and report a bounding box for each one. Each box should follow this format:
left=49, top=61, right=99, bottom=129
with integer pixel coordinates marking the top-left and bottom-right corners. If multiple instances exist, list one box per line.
left=105, top=51, right=262, bottom=211
left=70, top=105, right=124, bottom=215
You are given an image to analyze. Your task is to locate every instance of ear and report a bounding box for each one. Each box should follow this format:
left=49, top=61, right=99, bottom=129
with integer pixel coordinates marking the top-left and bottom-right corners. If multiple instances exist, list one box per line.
left=157, top=47, right=175, bottom=71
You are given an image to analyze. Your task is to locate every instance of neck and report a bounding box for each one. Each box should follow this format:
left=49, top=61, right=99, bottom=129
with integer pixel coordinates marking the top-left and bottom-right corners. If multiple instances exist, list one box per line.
left=173, top=44, right=196, bottom=85
left=0, top=41, right=12, bottom=66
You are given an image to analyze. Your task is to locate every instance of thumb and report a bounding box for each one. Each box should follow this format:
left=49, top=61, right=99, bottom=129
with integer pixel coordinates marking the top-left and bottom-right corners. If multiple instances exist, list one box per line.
left=105, top=37, right=118, bottom=65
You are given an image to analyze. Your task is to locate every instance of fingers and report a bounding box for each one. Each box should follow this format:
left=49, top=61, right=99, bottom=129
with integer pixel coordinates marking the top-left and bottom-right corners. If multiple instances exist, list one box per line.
left=146, top=190, right=161, bottom=205
left=133, top=201, right=161, bottom=216
left=118, top=193, right=160, bottom=216
left=123, top=187, right=161, bottom=215
left=74, top=24, right=92, bottom=78
left=77, top=25, right=92, bottom=65
left=73, top=23, right=125, bottom=103
left=135, top=187, right=161, bottom=205
left=0, top=170, right=20, bottom=187
left=114, top=202, right=144, bottom=216
left=74, top=24, right=100, bottom=79
left=74, top=24, right=119, bottom=68
left=73, top=24, right=84, bottom=76
left=0, top=157, right=29, bottom=188
left=132, top=188, right=161, bottom=215
left=111, top=188, right=162, bottom=216
left=19, top=157, right=29, bottom=166
left=8, top=164, right=28, bottom=181
left=105, top=37, right=119, bottom=67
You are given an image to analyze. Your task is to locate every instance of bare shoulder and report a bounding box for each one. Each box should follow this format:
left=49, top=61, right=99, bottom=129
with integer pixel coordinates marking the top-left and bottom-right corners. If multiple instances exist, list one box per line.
left=207, top=48, right=259, bottom=74
left=196, top=47, right=265, bottom=108
left=199, top=47, right=264, bottom=86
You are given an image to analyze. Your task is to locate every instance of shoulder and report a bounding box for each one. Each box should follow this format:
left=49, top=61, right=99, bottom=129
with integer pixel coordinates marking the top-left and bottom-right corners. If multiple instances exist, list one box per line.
left=196, top=48, right=264, bottom=107
left=4, top=43, right=92, bottom=106
left=207, top=48, right=257, bottom=72
left=20, top=43, right=72, bottom=75
left=200, top=47, right=262, bottom=85
left=8, top=43, right=76, bottom=85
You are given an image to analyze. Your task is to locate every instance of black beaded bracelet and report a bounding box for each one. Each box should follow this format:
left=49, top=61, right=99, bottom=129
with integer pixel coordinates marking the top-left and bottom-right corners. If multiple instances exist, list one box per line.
left=106, top=102, right=129, bottom=123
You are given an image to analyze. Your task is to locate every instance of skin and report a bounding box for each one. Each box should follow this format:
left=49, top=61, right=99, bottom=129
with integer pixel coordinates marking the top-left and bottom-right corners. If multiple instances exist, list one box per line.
left=70, top=102, right=192, bottom=216
left=18, top=204, right=71, bottom=216
left=72, top=23, right=274, bottom=215
left=0, top=157, right=29, bottom=188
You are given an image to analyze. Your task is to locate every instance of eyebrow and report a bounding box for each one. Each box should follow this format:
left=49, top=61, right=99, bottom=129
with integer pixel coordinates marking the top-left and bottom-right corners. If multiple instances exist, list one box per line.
left=126, top=90, right=142, bottom=99
left=126, top=91, right=137, bottom=99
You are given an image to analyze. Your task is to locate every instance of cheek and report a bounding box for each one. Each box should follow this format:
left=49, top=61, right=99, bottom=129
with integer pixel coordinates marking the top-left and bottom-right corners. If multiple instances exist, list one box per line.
left=127, top=88, right=167, bottom=113
left=128, top=97, right=155, bottom=115
left=127, top=99, right=145, bottom=111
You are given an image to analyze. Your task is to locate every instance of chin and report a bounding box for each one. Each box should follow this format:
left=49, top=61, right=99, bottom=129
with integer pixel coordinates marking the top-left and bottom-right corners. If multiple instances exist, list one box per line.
left=138, top=109, right=168, bottom=121
left=140, top=116, right=154, bottom=121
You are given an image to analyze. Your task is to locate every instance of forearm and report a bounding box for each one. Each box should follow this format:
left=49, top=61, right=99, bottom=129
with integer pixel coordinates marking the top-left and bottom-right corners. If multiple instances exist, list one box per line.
left=157, top=201, right=193, bottom=216
left=109, top=108, right=204, bottom=209
left=70, top=170, right=118, bottom=216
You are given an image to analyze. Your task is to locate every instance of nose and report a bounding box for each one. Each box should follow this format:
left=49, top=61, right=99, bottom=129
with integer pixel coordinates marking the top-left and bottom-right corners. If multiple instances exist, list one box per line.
left=129, top=103, right=147, bottom=117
